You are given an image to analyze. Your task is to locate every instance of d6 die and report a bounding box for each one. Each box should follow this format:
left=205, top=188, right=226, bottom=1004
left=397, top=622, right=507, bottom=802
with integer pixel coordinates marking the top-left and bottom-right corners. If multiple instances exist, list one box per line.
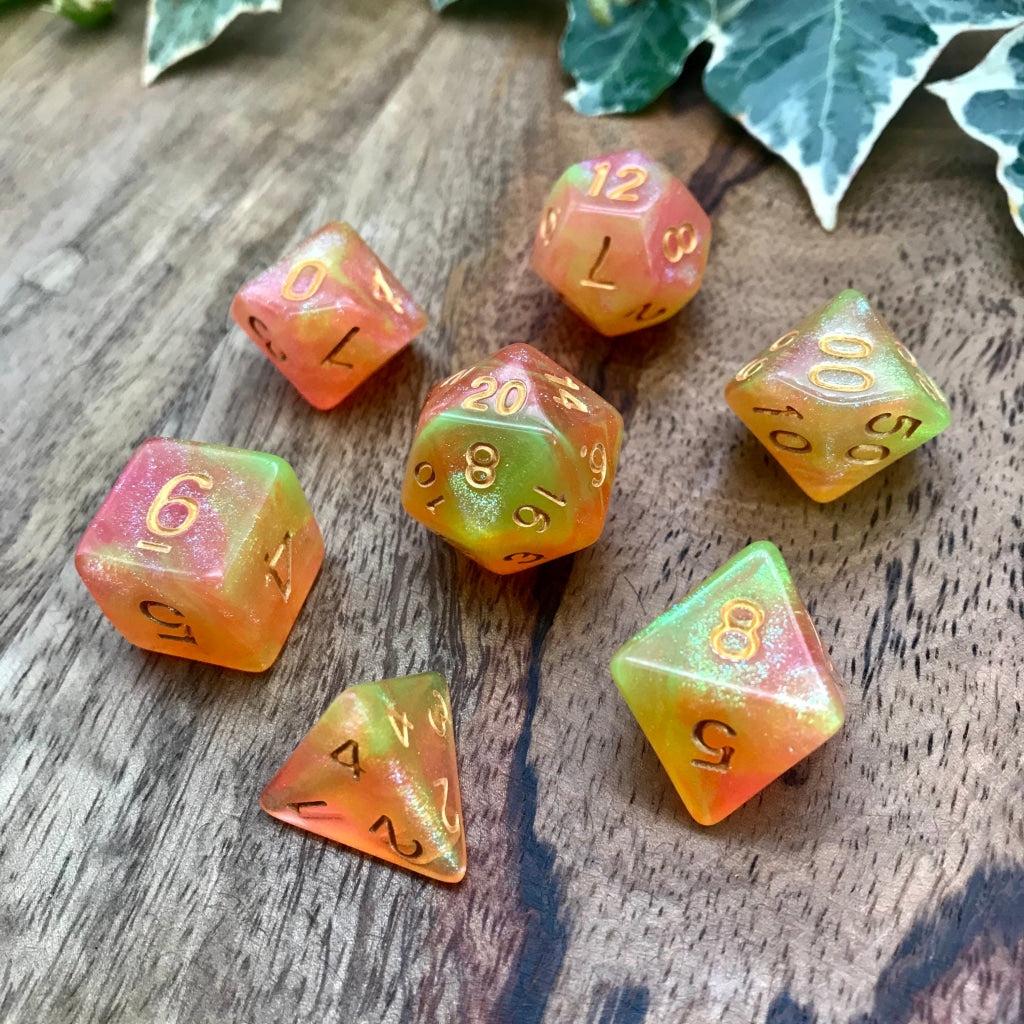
left=231, top=222, right=427, bottom=410
left=401, top=344, right=623, bottom=574
left=75, top=438, right=324, bottom=672
left=725, top=290, right=951, bottom=502
left=531, top=150, right=711, bottom=336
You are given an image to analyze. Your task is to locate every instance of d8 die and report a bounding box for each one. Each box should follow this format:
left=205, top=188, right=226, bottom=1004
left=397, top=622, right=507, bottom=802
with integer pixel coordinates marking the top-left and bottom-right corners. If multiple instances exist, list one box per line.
left=531, top=150, right=711, bottom=337
left=611, top=541, right=846, bottom=826
left=231, top=222, right=427, bottom=410
left=725, top=290, right=951, bottom=502
left=401, top=344, right=623, bottom=574
left=75, top=438, right=324, bottom=672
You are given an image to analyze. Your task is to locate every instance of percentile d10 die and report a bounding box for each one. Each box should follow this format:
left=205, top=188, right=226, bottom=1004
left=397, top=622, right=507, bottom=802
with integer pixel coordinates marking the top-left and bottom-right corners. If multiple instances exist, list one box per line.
left=726, top=290, right=951, bottom=502
left=75, top=438, right=323, bottom=672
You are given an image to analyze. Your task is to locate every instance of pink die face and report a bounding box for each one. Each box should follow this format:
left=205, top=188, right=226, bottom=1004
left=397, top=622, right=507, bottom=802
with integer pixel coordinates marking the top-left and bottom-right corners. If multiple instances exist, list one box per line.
left=231, top=222, right=428, bottom=410
left=74, top=438, right=324, bottom=672
left=531, top=151, right=711, bottom=337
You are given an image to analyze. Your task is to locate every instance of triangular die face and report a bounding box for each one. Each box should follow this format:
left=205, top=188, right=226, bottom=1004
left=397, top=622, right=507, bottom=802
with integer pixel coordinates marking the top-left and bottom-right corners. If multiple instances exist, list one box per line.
left=260, top=673, right=466, bottom=883
left=611, top=542, right=845, bottom=825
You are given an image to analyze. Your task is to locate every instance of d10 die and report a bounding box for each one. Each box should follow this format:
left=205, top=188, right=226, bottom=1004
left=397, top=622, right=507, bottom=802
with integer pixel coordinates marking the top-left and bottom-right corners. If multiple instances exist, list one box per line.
left=401, top=343, right=623, bottom=574
left=725, top=290, right=951, bottom=502
left=261, top=672, right=466, bottom=883
left=231, top=222, right=427, bottom=410
left=611, top=541, right=846, bottom=826
left=75, top=438, right=324, bottom=672
left=531, top=150, right=711, bottom=337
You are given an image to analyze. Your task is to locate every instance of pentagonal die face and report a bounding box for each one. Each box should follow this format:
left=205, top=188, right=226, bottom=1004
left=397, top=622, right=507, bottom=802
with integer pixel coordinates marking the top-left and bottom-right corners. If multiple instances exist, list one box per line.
left=231, top=222, right=428, bottom=410
left=75, top=438, right=324, bottom=671
left=402, top=344, right=623, bottom=574
left=531, top=150, right=711, bottom=337
left=725, top=290, right=951, bottom=502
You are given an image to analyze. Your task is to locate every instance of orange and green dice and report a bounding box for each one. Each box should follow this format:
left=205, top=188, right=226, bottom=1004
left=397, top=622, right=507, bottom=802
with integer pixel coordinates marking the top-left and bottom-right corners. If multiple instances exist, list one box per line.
left=725, top=289, right=951, bottom=502
left=402, top=343, right=623, bottom=574
left=530, top=150, right=711, bottom=336
left=260, top=672, right=466, bottom=883
left=610, top=541, right=846, bottom=826
left=75, top=438, right=324, bottom=672
left=231, top=222, right=428, bottom=410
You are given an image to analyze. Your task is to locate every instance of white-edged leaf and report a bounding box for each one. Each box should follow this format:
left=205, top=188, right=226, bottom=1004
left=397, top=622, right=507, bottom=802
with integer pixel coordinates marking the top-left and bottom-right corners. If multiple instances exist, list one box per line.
left=144, top=0, right=281, bottom=85
left=929, top=25, right=1024, bottom=236
left=562, top=0, right=714, bottom=115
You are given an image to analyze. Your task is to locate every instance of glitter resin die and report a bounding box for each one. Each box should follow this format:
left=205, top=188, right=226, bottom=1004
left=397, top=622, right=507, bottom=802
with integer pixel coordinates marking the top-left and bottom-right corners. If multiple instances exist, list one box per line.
left=531, top=150, right=711, bottom=336
left=231, top=222, right=428, bottom=409
left=610, top=541, right=846, bottom=826
left=401, top=343, right=623, bottom=574
left=725, top=290, right=951, bottom=502
left=260, top=673, right=466, bottom=883
left=75, top=438, right=324, bottom=672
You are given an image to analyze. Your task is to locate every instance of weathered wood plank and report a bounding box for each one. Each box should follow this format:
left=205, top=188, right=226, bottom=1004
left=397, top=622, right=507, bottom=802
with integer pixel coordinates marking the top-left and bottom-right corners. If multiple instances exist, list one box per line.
left=1, top=4, right=1022, bottom=1023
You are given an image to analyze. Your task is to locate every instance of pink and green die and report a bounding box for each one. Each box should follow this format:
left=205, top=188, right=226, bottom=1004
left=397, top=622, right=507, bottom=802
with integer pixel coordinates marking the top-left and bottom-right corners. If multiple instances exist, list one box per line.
left=75, top=437, right=324, bottom=672
left=231, top=222, right=428, bottom=410
left=531, top=150, right=711, bottom=336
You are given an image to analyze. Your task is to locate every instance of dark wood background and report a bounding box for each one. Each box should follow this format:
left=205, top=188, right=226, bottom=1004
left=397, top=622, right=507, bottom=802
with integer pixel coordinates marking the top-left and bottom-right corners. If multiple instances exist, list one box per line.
left=2, top=2, right=1023, bottom=1022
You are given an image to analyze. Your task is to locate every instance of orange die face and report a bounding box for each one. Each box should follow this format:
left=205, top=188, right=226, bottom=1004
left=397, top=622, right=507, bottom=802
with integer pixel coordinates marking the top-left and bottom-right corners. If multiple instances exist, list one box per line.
left=75, top=438, right=324, bottom=672
left=725, top=290, right=951, bottom=502
left=401, top=343, right=623, bottom=574
left=231, top=222, right=428, bottom=410
left=260, top=673, right=466, bottom=883
left=531, top=150, right=711, bottom=337
left=611, top=541, right=846, bottom=826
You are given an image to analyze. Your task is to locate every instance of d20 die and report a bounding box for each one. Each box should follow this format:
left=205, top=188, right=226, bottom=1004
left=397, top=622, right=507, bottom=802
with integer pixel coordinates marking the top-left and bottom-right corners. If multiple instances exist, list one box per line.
left=260, top=672, right=466, bottom=883
left=725, top=290, right=951, bottom=502
left=401, top=343, right=623, bottom=574
left=610, top=541, right=846, bottom=826
left=75, top=438, right=323, bottom=672
left=531, top=150, right=711, bottom=336
left=231, top=222, right=427, bottom=410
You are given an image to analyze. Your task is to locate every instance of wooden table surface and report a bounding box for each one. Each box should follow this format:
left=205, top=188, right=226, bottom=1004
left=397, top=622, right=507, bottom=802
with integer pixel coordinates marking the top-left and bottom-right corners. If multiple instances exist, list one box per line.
left=2, top=3, right=1023, bottom=1022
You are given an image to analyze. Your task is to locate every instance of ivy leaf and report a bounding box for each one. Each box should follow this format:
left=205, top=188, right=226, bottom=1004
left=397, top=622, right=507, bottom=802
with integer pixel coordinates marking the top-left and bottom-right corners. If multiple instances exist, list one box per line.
left=561, top=0, right=1024, bottom=229
left=144, top=0, right=280, bottom=85
left=929, top=25, right=1024, bottom=237
left=562, top=0, right=713, bottom=116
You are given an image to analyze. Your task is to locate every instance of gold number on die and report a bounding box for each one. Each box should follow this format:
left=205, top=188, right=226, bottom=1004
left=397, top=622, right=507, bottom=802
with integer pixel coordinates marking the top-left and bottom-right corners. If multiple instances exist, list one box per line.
left=808, top=334, right=875, bottom=393
left=710, top=599, right=765, bottom=661
left=691, top=720, right=737, bottom=772
left=464, top=442, right=500, bottom=489
left=589, top=162, right=648, bottom=202
left=138, top=473, right=213, bottom=553
left=281, top=259, right=328, bottom=302
left=662, top=224, right=698, bottom=263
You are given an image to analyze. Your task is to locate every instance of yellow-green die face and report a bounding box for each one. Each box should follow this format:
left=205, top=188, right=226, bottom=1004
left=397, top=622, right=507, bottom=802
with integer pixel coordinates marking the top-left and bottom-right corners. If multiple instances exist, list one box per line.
left=530, top=150, right=712, bottom=337
left=725, top=290, right=951, bottom=502
left=401, top=344, right=623, bottom=574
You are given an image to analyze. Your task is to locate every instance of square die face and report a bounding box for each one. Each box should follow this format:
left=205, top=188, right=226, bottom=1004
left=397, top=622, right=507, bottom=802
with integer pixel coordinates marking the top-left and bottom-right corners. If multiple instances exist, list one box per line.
left=232, top=222, right=427, bottom=409
left=75, top=438, right=323, bottom=671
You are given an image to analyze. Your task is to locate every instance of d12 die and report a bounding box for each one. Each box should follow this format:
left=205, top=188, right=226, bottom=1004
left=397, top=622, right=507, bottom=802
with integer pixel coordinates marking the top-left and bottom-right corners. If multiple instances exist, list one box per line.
left=231, top=222, right=427, bottom=410
left=260, top=672, right=466, bottom=883
left=725, top=289, right=951, bottom=502
left=531, top=150, right=711, bottom=336
left=401, top=344, right=623, bottom=574
left=75, top=438, right=324, bottom=672
left=610, top=541, right=846, bottom=826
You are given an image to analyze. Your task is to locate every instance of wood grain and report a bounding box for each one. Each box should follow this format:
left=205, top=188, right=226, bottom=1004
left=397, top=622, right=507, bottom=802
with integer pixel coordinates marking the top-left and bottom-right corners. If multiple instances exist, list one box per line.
left=1, top=5, right=1022, bottom=1023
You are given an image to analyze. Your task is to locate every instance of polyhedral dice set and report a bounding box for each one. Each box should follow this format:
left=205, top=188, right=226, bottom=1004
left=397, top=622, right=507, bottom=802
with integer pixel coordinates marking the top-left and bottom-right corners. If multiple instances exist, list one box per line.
left=74, top=148, right=952, bottom=880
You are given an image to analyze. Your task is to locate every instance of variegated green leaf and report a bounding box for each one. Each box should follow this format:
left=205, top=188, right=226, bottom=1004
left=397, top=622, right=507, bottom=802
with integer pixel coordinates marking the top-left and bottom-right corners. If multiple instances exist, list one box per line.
left=558, top=0, right=1024, bottom=229
left=144, top=0, right=280, bottom=85
left=929, top=25, right=1024, bottom=236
